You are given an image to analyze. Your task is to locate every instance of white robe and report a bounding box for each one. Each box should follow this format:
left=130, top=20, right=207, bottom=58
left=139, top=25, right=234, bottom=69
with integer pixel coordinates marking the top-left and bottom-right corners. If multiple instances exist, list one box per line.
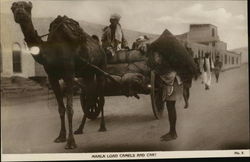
left=200, top=58, right=212, bottom=88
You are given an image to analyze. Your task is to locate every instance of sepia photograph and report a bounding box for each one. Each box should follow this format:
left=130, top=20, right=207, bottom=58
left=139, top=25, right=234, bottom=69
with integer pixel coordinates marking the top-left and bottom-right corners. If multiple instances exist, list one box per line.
left=0, top=0, right=249, bottom=161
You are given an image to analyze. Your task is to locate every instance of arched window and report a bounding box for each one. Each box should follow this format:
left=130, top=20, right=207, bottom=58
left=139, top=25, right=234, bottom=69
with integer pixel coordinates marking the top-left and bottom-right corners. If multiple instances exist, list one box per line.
left=12, top=43, right=22, bottom=73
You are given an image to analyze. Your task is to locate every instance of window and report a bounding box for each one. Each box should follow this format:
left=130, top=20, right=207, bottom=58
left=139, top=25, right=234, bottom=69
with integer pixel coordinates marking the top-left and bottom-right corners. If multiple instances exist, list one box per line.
left=0, top=43, right=2, bottom=72
left=212, top=28, right=215, bottom=37
left=212, top=42, right=215, bottom=47
left=236, top=57, right=238, bottom=64
left=224, top=55, right=227, bottom=64
left=232, top=57, right=234, bottom=64
left=228, top=56, right=230, bottom=64
left=12, top=43, right=22, bottom=73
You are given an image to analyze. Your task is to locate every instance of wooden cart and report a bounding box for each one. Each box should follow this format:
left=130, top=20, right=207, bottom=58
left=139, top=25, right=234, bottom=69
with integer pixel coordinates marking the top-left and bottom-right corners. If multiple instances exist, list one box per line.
left=79, top=49, right=165, bottom=120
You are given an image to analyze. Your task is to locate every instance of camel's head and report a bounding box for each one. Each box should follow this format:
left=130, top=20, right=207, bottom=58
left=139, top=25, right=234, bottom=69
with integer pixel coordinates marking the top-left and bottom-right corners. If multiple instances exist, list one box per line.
left=11, top=1, right=32, bottom=23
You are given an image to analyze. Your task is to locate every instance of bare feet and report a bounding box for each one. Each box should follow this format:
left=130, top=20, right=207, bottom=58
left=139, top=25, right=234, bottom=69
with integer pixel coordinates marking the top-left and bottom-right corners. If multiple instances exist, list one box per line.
left=160, top=132, right=177, bottom=141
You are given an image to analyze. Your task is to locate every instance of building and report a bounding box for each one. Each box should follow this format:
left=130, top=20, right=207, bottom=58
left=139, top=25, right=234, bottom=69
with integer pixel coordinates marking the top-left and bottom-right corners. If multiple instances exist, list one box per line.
left=0, top=14, right=36, bottom=78
left=0, top=15, right=241, bottom=79
left=176, top=24, right=241, bottom=70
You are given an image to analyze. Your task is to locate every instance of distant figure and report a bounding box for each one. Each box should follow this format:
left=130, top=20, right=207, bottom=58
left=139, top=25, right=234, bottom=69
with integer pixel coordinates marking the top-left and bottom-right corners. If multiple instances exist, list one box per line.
left=201, top=52, right=214, bottom=90
left=183, top=44, right=194, bottom=108
left=214, top=55, right=223, bottom=83
left=132, top=35, right=149, bottom=53
left=91, top=35, right=100, bottom=45
left=185, top=42, right=194, bottom=58
left=194, top=57, right=200, bottom=75
left=101, top=13, right=129, bottom=57
left=132, top=36, right=144, bottom=49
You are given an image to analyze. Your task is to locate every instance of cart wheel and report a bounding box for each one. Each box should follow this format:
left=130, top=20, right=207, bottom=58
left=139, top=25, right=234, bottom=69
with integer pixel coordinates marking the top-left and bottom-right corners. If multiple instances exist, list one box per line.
left=150, top=70, right=164, bottom=119
left=80, top=93, right=104, bottom=120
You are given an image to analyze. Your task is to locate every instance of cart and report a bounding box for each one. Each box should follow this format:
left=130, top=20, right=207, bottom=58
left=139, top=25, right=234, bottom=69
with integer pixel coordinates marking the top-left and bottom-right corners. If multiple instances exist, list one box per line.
left=79, top=49, right=165, bottom=120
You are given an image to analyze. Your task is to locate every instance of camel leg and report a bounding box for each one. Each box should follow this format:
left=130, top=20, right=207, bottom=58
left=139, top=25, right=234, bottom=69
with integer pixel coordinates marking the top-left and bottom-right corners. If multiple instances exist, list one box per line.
left=98, top=76, right=107, bottom=132
left=74, top=76, right=94, bottom=134
left=183, top=86, right=190, bottom=109
left=98, top=99, right=106, bottom=132
left=64, top=77, right=77, bottom=149
left=49, top=77, right=67, bottom=143
left=74, top=114, right=87, bottom=134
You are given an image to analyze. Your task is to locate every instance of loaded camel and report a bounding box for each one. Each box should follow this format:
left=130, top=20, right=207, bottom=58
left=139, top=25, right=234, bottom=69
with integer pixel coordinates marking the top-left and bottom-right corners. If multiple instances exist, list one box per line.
left=11, top=1, right=107, bottom=149
left=11, top=1, right=199, bottom=148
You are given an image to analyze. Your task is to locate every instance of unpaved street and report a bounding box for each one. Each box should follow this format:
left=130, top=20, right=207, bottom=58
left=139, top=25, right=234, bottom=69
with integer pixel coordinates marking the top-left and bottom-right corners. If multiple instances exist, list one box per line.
left=1, top=65, right=249, bottom=153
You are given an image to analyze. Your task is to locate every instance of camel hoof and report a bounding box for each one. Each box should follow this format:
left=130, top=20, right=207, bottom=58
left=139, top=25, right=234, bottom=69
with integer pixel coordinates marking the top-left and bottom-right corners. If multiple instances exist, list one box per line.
left=74, top=129, right=83, bottom=135
left=98, top=127, right=107, bottom=132
left=65, top=139, right=77, bottom=149
left=54, top=136, right=66, bottom=143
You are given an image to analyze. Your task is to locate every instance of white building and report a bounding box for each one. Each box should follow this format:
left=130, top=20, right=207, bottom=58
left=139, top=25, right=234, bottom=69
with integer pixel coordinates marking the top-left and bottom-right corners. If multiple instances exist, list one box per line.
left=0, top=14, right=36, bottom=78
left=176, top=24, right=241, bottom=70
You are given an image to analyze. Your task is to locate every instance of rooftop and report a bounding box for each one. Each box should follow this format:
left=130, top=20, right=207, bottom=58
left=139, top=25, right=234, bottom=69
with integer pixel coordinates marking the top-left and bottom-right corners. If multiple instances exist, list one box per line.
left=226, top=50, right=242, bottom=55
left=190, top=24, right=217, bottom=28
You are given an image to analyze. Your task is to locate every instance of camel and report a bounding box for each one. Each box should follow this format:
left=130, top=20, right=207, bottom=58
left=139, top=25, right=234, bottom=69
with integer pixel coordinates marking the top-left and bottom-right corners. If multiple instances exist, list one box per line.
left=11, top=1, right=107, bottom=149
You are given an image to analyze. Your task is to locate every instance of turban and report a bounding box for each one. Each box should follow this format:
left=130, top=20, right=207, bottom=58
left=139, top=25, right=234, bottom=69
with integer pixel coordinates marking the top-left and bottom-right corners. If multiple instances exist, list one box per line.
left=110, top=13, right=121, bottom=21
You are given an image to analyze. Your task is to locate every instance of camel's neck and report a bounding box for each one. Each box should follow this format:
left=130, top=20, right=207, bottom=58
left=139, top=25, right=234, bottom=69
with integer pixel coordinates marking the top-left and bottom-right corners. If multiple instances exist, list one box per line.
left=19, top=20, right=44, bottom=65
left=19, top=20, right=42, bottom=47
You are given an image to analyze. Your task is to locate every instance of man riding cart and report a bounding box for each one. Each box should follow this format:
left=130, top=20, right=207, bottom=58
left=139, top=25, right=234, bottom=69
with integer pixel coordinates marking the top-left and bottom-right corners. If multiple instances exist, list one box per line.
left=101, top=13, right=129, bottom=58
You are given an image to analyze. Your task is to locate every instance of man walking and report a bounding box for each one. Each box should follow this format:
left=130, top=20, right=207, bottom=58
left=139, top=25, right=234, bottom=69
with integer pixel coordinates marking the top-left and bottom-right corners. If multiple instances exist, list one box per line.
left=214, top=55, right=223, bottom=83
left=183, top=43, right=194, bottom=108
left=202, top=52, right=214, bottom=90
left=153, top=52, right=179, bottom=141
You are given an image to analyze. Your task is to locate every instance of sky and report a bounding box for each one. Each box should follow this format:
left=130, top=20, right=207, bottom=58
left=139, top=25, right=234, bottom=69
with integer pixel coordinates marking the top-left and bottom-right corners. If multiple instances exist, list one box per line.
left=1, top=0, right=248, bottom=50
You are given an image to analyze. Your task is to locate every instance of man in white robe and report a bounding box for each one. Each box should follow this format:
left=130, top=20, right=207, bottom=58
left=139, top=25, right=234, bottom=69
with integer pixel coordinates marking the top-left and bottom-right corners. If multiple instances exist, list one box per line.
left=101, top=13, right=129, bottom=57
left=201, top=53, right=214, bottom=90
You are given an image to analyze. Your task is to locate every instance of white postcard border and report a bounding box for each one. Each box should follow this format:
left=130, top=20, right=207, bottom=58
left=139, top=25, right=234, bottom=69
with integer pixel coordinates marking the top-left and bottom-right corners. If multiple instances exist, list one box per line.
left=2, top=150, right=250, bottom=161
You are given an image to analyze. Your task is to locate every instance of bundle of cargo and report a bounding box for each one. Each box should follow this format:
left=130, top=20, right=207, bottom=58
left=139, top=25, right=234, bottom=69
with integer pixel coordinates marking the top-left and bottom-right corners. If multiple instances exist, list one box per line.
left=106, top=60, right=150, bottom=76
left=107, top=49, right=147, bottom=64
left=103, top=49, right=151, bottom=96
left=104, top=72, right=148, bottom=96
left=147, top=29, right=199, bottom=81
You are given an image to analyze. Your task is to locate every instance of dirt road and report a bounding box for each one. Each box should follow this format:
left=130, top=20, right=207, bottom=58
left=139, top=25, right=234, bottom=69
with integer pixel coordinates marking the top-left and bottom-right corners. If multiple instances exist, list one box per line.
left=1, top=64, right=249, bottom=153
